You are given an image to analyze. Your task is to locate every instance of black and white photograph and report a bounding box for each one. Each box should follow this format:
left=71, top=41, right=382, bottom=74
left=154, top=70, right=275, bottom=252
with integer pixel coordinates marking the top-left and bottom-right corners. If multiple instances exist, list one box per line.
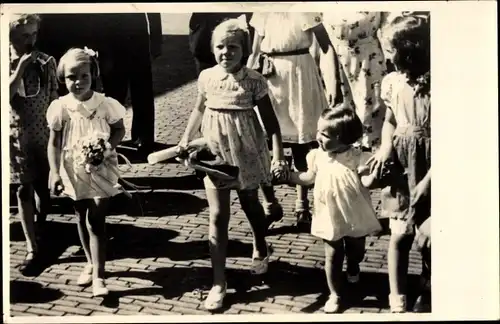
left=1, top=2, right=498, bottom=322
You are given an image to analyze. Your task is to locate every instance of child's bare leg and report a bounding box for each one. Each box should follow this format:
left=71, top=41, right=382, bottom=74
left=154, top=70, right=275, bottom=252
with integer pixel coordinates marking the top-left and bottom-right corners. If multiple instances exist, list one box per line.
left=17, top=184, right=37, bottom=255
left=344, top=236, right=366, bottom=280
left=75, top=200, right=92, bottom=265
left=388, top=231, right=414, bottom=311
left=87, top=198, right=109, bottom=280
left=238, top=189, right=268, bottom=258
left=324, top=239, right=345, bottom=296
left=291, top=144, right=311, bottom=228
left=206, top=188, right=231, bottom=287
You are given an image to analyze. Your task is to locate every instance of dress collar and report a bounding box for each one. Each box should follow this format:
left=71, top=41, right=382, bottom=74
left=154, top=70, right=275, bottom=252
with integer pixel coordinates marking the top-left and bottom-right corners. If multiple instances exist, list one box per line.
left=212, top=65, right=248, bottom=81
left=62, top=92, right=105, bottom=117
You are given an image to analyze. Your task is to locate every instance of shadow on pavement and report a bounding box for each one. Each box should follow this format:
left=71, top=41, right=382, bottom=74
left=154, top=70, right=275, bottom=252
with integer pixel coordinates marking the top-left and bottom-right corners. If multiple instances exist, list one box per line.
left=10, top=280, right=64, bottom=304
left=111, top=190, right=208, bottom=217
left=100, top=260, right=421, bottom=313
left=119, top=174, right=205, bottom=192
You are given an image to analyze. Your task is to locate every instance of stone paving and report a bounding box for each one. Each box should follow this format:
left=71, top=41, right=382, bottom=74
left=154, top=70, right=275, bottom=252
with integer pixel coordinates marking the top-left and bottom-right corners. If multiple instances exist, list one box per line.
left=7, top=32, right=424, bottom=318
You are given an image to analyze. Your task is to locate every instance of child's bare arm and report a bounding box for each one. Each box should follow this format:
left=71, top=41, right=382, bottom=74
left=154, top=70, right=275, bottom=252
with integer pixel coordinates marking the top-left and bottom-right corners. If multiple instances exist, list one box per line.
left=47, top=129, right=62, bottom=176
left=108, top=119, right=126, bottom=149
left=289, top=170, right=316, bottom=187
left=255, top=95, right=285, bottom=161
left=179, top=92, right=207, bottom=146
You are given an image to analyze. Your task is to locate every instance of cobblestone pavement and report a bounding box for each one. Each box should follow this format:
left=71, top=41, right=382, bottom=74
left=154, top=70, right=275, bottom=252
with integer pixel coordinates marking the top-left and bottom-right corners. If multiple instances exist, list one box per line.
left=8, top=32, right=424, bottom=318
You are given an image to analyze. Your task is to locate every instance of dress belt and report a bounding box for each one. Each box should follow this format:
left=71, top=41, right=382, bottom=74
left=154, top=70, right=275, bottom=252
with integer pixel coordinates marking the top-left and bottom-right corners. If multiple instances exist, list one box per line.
left=263, top=48, right=310, bottom=57
left=394, top=125, right=430, bottom=138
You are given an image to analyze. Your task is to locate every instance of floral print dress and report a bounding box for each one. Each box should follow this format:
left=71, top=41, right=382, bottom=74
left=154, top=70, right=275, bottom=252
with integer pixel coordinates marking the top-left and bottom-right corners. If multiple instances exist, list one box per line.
left=322, top=12, right=387, bottom=149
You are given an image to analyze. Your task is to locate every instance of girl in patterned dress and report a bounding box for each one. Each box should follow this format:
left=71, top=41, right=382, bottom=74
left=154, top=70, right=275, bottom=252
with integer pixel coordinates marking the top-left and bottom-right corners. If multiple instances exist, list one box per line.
left=246, top=12, right=335, bottom=230
left=9, top=14, right=58, bottom=275
left=47, top=48, right=126, bottom=297
left=367, top=16, right=431, bottom=313
left=322, top=11, right=388, bottom=151
left=178, top=18, right=286, bottom=311
left=282, top=104, right=382, bottom=313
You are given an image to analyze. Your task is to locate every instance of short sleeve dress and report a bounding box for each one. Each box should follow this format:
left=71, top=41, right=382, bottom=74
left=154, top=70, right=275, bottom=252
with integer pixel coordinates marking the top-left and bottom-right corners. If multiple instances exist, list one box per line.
left=10, top=48, right=58, bottom=184
left=379, top=72, right=431, bottom=233
left=307, top=147, right=382, bottom=242
left=322, top=12, right=387, bottom=149
left=250, top=12, right=328, bottom=144
left=198, top=65, right=272, bottom=191
left=46, top=92, right=126, bottom=200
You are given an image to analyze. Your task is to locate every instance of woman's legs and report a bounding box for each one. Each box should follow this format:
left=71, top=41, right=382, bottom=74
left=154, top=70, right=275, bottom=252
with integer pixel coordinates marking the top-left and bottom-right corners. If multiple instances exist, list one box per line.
left=17, top=184, right=37, bottom=257
left=290, top=143, right=312, bottom=229
left=237, top=189, right=269, bottom=259
left=206, top=188, right=231, bottom=288
left=33, top=171, right=50, bottom=226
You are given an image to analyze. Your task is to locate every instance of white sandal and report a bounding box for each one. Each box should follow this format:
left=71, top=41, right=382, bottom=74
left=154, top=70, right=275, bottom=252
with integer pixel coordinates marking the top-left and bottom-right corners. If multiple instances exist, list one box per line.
left=324, top=294, right=340, bottom=313
left=251, top=245, right=273, bottom=275
left=389, top=294, right=406, bottom=313
left=92, top=278, right=109, bottom=297
left=76, top=264, right=93, bottom=286
left=204, top=283, right=227, bottom=311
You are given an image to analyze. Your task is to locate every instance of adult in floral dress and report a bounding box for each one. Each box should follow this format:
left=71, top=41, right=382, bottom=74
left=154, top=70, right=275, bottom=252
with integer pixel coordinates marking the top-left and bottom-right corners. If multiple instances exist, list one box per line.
left=322, top=11, right=387, bottom=151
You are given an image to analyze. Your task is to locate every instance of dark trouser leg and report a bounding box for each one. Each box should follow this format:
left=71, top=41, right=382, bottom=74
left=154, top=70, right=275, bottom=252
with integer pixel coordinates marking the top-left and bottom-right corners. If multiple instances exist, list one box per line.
left=129, top=43, right=155, bottom=145
left=101, top=54, right=129, bottom=105
left=344, top=236, right=366, bottom=276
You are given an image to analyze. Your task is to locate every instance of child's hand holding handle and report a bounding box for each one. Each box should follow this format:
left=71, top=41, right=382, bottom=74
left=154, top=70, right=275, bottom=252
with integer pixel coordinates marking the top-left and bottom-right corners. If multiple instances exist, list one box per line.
left=50, top=173, right=65, bottom=196
left=270, top=160, right=290, bottom=185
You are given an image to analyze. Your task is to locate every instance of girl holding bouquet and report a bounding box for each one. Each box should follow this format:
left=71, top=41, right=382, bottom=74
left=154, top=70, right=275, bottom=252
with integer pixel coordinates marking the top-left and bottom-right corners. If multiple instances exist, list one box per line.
left=46, top=48, right=126, bottom=297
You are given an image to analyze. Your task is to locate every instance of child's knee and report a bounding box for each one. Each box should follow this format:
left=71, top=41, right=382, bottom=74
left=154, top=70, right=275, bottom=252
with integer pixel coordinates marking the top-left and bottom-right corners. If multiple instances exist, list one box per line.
left=17, top=184, right=34, bottom=201
left=209, top=208, right=230, bottom=228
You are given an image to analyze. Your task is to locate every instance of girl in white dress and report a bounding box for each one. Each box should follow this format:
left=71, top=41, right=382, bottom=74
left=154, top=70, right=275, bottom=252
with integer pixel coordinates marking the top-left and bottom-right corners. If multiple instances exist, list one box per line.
left=47, top=48, right=126, bottom=297
left=178, top=19, right=286, bottom=311
left=283, top=103, right=382, bottom=313
left=247, top=12, right=336, bottom=230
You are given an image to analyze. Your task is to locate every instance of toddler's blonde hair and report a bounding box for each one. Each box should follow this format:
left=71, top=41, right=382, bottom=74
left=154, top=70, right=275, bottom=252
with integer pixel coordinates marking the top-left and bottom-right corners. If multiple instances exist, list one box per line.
left=56, top=48, right=100, bottom=83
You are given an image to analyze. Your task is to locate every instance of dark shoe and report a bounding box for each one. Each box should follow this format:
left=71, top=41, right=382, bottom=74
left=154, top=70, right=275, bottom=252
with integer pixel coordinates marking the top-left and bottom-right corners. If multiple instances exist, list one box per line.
left=264, top=201, right=284, bottom=229
left=19, top=252, right=43, bottom=277
left=133, top=138, right=154, bottom=155
left=295, top=209, right=312, bottom=232
left=412, top=292, right=431, bottom=313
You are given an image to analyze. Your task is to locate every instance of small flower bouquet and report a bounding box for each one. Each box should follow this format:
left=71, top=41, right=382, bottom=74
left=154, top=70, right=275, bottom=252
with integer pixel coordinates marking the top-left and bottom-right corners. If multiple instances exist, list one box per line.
left=73, top=131, right=113, bottom=173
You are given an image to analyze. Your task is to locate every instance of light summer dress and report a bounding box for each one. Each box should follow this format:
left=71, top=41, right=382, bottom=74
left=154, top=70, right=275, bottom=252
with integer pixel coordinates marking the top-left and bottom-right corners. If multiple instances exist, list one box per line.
left=198, top=65, right=272, bottom=191
left=250, top=12, right=328, bottom=144
left=46, top=92, right=126, bottom=200
left=307, top=147, right=382, bottom=241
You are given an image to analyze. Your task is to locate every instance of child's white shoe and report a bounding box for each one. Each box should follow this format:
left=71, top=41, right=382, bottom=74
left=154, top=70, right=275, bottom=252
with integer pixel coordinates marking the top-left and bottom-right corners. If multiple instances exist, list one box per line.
left=76, top=264, right=93, bottom=286
left=389, top=294, right=406, bottom=313
left=324, top=294, right=340, bottom=313
left=92, top=278, right=109, bottom=297
left=251, top=245, right=273, bottom=275
left=204, top=283, right=227, bottom=311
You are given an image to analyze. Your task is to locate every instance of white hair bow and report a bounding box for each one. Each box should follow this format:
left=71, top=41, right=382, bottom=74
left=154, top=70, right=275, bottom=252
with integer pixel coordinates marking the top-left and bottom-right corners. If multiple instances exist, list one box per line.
left=84, top=46, right=99, bottom=58
left=235, top=14, right=249, bottom=33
